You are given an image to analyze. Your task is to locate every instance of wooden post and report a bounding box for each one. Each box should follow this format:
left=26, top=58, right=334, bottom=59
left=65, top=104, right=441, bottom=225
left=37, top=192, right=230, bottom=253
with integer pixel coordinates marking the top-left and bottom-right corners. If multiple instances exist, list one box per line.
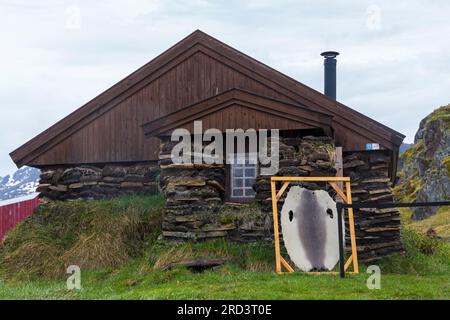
left=276, top=182, right=290, bottom=201
left=329, top=182, right=348, bottom=203
left=345, top=180, right=359, bottom=273
left=335, top=147, right=343, bottom=190
left=271, top=180, right=282, bottom=273
left=337, top=203, right=345, bottom=278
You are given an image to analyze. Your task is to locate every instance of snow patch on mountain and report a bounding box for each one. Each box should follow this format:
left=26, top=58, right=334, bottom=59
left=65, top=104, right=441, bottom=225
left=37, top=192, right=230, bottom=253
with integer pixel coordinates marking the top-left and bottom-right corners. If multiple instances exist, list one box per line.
left=0, top=167, right=40, bottom=201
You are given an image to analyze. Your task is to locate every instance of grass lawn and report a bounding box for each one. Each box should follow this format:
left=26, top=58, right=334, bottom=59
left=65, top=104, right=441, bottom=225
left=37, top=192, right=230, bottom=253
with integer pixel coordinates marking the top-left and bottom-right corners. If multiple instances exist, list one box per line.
left=0, top=261, right=448, bottom=300
left=0, top=195, right=449, bottom=300
left=399, top=207, right=450, bottom=240
left=1, top=235, right=449, bottom=300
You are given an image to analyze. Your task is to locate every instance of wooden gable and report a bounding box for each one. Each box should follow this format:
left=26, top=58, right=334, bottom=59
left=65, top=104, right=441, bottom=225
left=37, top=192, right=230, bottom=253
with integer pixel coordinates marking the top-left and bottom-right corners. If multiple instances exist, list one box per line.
left=143, top=89, right=333, bottom=136
left=10, top=30, right=404, bottom=168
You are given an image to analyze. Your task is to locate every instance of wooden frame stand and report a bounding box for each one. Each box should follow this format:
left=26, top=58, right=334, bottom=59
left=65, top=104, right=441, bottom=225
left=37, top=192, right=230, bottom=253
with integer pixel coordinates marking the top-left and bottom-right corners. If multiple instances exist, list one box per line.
left=270, top=176, right=358, bottom=277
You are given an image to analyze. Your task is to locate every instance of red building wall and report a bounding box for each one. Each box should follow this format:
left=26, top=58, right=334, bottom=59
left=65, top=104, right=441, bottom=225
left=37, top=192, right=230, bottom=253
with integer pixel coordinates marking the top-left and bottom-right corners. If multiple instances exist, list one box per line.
left=0, top=195, right=39, bottom=240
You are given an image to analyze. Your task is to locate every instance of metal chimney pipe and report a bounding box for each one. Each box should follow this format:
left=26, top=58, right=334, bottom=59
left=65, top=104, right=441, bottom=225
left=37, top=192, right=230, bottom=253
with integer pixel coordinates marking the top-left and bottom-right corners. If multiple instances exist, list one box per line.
left=320, top=51, right=339, bottom=100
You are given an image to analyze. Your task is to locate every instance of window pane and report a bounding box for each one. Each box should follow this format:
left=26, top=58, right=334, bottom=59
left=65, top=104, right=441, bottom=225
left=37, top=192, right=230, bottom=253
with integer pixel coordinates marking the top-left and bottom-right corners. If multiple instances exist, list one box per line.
left=245, top=188, right=255, bottom=196
left=245, top=178, right=255, bottom=187
left=230, top=154, right=258, bottom=199
left=233, top=178, right=243, bottom=188
left=245, top=168, right=256, bottom=177
left=233, top=168, right=243, bottom=177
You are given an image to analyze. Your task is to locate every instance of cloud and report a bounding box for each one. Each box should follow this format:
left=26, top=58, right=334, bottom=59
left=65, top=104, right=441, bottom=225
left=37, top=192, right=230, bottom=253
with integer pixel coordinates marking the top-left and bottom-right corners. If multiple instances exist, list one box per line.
left=0, top=0, right=449, bottom=175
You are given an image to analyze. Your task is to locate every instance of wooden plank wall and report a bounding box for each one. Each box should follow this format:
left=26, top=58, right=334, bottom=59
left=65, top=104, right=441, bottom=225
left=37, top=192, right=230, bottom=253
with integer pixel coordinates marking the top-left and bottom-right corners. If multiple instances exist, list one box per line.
left=167, top=104, right=320, bottom=133
left=29, top=51, right=374, bottom=166
left=30, top=52, right=298, bottom=165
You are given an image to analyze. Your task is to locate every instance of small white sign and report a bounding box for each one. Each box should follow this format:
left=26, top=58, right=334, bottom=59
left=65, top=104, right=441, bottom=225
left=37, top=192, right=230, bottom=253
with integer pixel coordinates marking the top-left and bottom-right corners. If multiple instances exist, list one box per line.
left=365, top=143, right=380, bottom=150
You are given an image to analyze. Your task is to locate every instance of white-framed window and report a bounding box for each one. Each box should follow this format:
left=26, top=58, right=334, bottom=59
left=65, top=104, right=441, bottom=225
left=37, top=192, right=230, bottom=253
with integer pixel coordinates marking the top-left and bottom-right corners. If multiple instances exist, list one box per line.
left=230, top=153, right=257, bottom=199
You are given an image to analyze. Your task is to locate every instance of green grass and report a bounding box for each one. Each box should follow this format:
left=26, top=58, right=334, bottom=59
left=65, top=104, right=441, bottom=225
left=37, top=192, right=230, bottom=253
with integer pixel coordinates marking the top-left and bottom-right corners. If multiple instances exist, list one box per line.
left=0, top=234, right=449, bottom=299
left=0, top=260, right=448, bottom=300
left=376, top=229, right=449, bottom=275
left=399, top=207, right=450, bottom=240
left=0, top=195, right=164, bottom=279
left=0, top=195, right=449, bottom=300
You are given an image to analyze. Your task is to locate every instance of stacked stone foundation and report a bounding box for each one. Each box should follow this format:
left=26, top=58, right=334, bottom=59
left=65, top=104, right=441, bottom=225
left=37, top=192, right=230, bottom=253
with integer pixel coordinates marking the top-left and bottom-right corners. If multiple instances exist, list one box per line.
left=159, top=136, right=273, bottom=241
left=343, top=151, right=403, bottom=261
left=254, top=135, right=337, bottom=214
left=37, top=162, right=160, bottom=200
left=160, top=135, right=336, bottom=241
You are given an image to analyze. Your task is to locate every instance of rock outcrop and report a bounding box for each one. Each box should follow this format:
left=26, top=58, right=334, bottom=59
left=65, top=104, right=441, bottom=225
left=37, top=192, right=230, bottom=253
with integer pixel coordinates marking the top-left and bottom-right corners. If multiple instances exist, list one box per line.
left=395, top=104, right=450, bottom=220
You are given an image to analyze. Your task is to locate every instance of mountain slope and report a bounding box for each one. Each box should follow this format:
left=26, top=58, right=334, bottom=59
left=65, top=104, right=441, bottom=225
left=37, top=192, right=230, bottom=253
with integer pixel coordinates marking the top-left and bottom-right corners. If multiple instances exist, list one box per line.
left=400, top=143, right=413, bottom=153
left=0, top=167, right=40, bottom=201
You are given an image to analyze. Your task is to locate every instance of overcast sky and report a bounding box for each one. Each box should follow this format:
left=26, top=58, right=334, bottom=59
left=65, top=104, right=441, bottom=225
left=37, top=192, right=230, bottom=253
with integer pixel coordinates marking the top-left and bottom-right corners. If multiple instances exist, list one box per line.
left=1, top=0, right=449, bottom=176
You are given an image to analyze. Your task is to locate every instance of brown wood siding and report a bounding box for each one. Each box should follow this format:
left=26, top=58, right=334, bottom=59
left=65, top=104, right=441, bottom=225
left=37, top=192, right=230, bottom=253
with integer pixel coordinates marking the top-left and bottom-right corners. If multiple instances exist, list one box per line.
left=143, top=89, right=333, bottom=137
left=163, top=104, right=321, bottom=133
left=11, top=31, right=404, bottom=168
left=29, top=52, right=294, bottom=165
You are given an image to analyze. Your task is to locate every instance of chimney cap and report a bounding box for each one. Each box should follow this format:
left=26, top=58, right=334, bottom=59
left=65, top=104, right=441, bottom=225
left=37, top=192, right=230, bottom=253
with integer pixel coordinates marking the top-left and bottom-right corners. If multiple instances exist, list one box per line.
left=321, top=51, right=340, bottom=59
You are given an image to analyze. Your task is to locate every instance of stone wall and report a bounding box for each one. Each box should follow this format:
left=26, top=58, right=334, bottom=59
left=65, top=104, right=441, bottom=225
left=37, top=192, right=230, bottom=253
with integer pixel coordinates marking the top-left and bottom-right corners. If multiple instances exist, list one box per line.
left=160, top=135, right=336, bottom=241
left=343, top=150, right=403, bottom=261
left=254, top=136, right=337, bottom=214
left=37, top=162, right=160, bottom=200
left=161, top=145, right=403, bottom=262
left=159, top=137, right=227, bottom=240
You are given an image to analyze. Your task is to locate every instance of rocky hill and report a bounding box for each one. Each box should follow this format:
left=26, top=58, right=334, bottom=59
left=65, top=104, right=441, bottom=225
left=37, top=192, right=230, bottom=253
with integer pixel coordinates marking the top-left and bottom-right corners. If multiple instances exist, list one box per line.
left=394, top=104, right=450, bottom=220
left=400, top=143, right=413, bottom=153
left=0, top=167, right=40, bottom=201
